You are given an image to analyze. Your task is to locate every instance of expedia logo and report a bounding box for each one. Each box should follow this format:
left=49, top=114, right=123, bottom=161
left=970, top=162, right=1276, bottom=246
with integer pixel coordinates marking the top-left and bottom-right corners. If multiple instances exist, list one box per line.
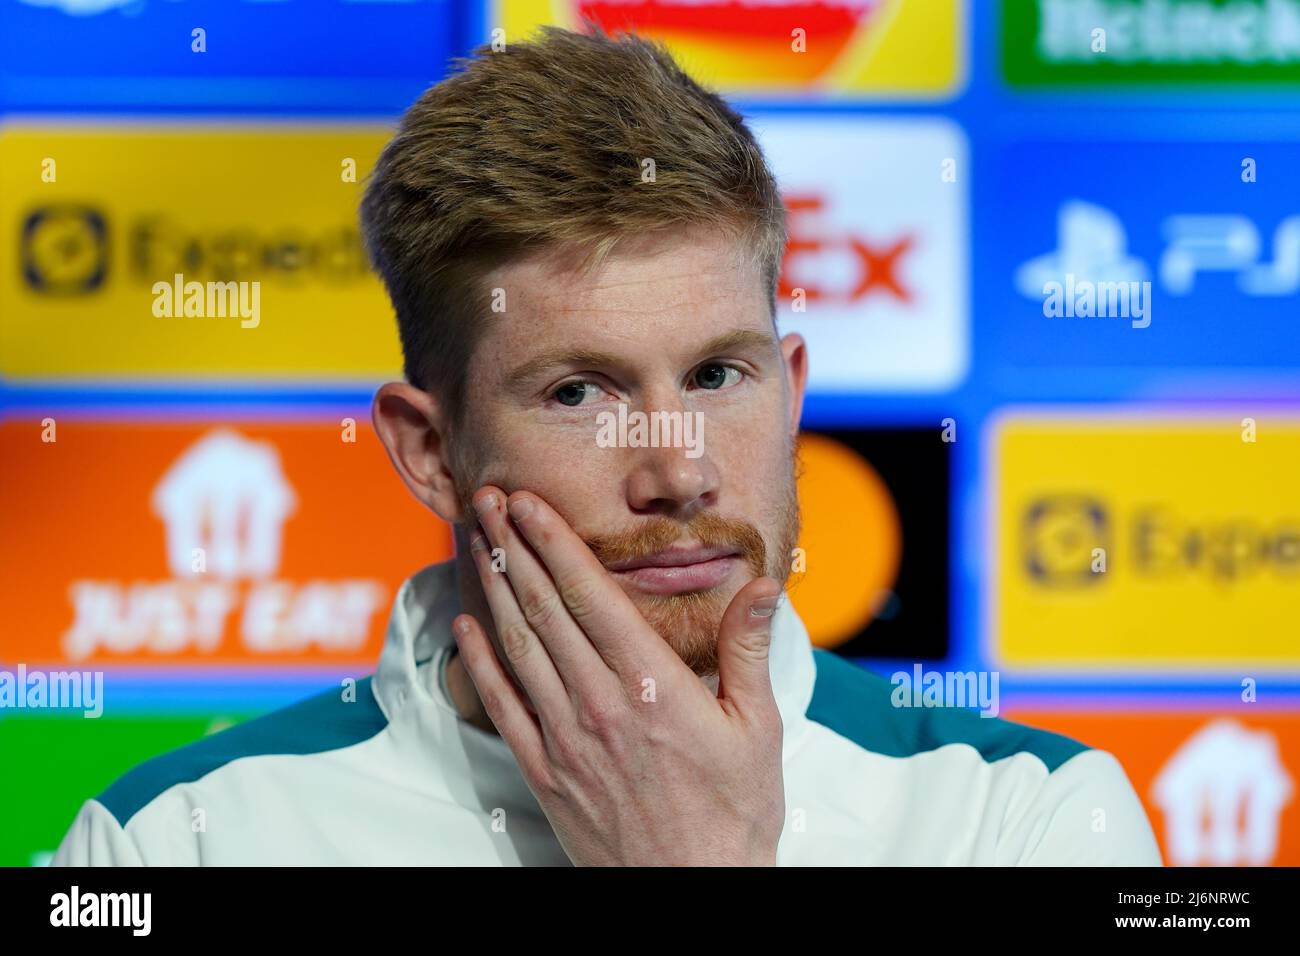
left=21, top=205, right=108, bottom=295
left=1022, top=495, right=1109, bottom=586
left=1, top=126, right=400, bottom=379
left=20, top=208, right=369, bottom=294
left=1132, top=507, right=1300, bottom=582
left=996, top=417, right=1300, bottom=667
left=1023, top=496, right=1300, bottom=586
left=128, top=217, right=368, bottom=284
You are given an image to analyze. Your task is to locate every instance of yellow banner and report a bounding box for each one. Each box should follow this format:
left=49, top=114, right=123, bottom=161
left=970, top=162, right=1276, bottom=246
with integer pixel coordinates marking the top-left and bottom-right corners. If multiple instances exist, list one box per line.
left=0, top=124, right=402, bottom=379
left=993, top=413, right=1300, bottom=668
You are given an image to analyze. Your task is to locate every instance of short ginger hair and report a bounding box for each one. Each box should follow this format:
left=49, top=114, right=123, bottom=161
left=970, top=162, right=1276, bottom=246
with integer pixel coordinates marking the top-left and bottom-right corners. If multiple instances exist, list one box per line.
left=359, top=24, right=787, bottom=422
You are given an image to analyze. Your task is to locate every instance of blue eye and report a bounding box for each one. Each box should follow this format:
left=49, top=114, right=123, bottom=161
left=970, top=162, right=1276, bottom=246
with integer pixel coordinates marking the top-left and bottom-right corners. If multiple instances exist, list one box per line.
left=693, top=364, right=740, bottom=390
left=554, top=382, right=590, bottom=406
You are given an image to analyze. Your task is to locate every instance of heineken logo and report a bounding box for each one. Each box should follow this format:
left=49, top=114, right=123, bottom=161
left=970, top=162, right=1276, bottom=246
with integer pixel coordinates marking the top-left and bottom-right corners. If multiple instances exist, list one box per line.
left=1004, top=0, right=1300, bottom=84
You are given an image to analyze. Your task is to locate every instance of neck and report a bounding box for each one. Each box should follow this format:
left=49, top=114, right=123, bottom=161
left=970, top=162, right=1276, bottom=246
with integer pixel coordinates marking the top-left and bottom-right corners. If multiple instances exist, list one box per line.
left=444, top=649, right=499, bottom=735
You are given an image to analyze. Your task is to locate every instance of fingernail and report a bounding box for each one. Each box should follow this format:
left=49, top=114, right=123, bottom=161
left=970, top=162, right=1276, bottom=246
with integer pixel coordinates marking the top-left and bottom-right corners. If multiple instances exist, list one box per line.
left=749, top=595, right=780, bottom=618
left=507, top=497, right=534, bottom=521
left=473, top=493, right=497, bottom=516
left=470, top=531, right=488, bottom=552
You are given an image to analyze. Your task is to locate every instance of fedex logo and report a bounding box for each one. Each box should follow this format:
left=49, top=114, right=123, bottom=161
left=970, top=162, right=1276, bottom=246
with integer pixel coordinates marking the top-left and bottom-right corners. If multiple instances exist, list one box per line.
left=780, top=193, right=915, bottom=306
left=755, top=116, right=969, bottom=392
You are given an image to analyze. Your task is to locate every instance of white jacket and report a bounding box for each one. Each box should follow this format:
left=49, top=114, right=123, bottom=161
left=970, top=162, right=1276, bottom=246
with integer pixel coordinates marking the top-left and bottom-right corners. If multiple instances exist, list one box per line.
left=53, top=561, right=1162, bottom=866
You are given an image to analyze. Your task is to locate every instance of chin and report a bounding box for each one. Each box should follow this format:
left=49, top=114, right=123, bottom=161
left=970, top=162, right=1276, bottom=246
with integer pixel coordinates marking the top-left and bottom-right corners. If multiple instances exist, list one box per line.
left=626, top=584, right=739, bottom=679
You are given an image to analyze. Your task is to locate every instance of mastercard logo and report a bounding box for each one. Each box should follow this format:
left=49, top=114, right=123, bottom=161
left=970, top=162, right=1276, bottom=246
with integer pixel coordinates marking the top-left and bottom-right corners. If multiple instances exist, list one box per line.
left=791, top=432, right=902, bottom=649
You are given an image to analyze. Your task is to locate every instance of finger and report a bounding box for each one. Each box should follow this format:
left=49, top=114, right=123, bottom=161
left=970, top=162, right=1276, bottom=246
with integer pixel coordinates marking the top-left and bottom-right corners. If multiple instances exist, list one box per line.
left=473, top=487, right=613, bottom=689
left=715, top=576, right=782, bottom=719
left=452, top=613, right=550, bottom=785
left=467, top=522, right=571, bottom=727
left=503, top=490, right=676, bottom=675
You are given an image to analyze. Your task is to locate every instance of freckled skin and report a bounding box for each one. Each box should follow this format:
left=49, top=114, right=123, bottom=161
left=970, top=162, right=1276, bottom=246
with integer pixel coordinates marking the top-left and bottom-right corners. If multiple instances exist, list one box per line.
left=373, top=223, right=807, bottom=704
left=372, top=225, right=808, bottom=863
left=456, top=226, right=806, bottom=665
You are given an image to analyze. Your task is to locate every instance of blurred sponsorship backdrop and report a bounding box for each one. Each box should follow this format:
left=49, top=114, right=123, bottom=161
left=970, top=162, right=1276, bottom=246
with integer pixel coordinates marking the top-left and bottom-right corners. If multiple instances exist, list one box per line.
left=1, top=0, right=1298, bottom=867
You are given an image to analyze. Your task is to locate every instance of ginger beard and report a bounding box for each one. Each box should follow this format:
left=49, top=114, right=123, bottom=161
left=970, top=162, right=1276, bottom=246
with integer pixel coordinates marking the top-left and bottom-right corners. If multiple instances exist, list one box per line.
left=454, top=439, right=802, bottom=679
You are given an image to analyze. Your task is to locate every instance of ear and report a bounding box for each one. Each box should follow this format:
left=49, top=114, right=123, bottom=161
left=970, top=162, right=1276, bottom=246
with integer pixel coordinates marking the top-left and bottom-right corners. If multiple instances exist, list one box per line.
left=371, top=382, right=465, bottom=524
left=779, top=332, right=808, bottom=439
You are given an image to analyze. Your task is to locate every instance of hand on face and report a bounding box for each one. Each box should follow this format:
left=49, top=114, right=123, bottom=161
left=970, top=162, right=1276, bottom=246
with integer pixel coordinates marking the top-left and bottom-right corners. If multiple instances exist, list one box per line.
left=453, top=483, right=786, bottom=867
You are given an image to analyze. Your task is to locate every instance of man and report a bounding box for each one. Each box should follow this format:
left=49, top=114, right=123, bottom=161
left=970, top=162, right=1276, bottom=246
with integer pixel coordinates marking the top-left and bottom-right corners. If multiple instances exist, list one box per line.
left=53, top=26, right=1161, bottom=866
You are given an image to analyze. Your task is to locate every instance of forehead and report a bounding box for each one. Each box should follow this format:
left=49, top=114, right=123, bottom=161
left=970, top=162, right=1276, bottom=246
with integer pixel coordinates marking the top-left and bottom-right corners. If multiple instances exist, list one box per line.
left=476, top=227, right=769, bottom=358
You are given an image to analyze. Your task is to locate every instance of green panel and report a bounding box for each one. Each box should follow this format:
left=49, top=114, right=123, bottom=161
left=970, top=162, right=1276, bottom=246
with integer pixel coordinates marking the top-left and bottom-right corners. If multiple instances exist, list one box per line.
left=1003, top=0, right=1300, bottom=87
left=0, top=711, right=255, bottom=866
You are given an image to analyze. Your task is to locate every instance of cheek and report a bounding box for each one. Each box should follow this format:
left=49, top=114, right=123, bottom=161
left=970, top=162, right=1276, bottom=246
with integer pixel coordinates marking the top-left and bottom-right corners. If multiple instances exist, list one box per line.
left=711, top=415, right=791, bottom=488
left=472, top=427, right=626, bottom=526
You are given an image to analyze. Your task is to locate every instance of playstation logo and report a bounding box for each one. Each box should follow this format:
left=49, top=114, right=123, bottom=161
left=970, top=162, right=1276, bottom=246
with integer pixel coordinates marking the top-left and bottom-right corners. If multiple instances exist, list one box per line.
left=1015, top=200, right=1151, bottom=298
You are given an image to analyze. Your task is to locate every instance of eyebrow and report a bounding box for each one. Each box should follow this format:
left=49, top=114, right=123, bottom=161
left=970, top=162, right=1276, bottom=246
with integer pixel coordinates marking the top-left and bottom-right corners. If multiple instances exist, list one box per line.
left=504, top=328, right=777, bottom=392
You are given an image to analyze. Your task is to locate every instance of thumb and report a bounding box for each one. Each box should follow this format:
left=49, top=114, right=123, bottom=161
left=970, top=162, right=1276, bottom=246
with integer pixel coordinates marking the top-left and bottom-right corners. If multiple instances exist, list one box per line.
left=716, top=576, right=782, bottom=715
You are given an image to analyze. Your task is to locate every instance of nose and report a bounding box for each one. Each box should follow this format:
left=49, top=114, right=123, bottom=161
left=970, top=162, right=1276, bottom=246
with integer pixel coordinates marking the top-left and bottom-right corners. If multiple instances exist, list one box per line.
left=623, top=397, right=719, bottom=518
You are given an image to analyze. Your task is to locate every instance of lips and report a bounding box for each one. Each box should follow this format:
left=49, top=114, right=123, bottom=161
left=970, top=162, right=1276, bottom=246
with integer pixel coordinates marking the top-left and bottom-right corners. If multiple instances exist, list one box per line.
left=606, top=545, right=744, bottom=595
left=606, top=544, right=740, bottom=573
left=577, top=0, right=883, bottom=86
